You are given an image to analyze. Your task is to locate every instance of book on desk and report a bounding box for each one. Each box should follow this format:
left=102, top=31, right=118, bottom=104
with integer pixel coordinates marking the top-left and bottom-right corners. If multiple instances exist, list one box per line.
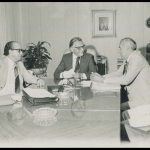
left=23, top=88, right=59, bottom=106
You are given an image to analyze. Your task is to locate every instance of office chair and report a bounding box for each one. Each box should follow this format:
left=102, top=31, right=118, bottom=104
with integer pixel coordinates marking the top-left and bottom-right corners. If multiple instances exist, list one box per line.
left=85, top=45, right=108, bottom=75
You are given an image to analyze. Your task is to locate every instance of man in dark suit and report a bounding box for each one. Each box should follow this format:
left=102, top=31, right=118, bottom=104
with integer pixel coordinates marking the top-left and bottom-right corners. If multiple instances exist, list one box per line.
left=54, top=37, right=97, bottom=83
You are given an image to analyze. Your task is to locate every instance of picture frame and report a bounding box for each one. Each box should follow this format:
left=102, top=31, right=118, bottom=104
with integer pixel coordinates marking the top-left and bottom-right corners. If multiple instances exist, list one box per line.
left=92, top=10, right=116, bottom=37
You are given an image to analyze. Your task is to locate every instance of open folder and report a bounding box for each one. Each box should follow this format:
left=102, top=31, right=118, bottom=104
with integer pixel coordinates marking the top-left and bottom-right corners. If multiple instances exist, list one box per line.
left=23, top=88, right=59, bottom=105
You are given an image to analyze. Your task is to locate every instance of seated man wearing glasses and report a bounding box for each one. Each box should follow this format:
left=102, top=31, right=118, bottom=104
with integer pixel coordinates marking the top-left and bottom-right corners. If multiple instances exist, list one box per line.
left=0, top=41, right=45, bottom=97
left=54, top=37, right=97, bottom=84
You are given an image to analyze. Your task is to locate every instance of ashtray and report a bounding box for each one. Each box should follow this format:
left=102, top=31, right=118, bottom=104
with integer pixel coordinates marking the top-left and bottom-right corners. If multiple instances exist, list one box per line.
left=32, top=107, right=58, bottom=126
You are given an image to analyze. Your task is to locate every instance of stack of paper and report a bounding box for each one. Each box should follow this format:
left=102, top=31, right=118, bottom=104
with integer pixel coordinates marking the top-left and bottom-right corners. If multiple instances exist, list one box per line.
left=128, top=105, right=150, bottom=129
left=129, top=116, right=150, bottom=128
left=91, top=81, right=120, bottom=92
left=80, top=81, right=92, bottom=87
left=23, top=88, right=56, bottom=98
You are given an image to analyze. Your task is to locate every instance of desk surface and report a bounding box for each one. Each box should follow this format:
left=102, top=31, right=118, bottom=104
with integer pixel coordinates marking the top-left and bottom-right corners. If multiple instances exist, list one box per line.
left=0, top=79, right=120, bottom=147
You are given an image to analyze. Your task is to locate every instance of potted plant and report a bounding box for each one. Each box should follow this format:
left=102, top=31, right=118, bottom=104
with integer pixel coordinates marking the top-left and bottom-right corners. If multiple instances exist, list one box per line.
left=23, top=41, right=52, bottom=76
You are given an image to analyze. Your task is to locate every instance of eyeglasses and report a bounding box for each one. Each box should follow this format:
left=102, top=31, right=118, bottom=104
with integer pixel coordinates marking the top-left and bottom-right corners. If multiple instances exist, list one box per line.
left=11, top=49, right=25, bottom=53
left=74, top=45, right=85, bottom=50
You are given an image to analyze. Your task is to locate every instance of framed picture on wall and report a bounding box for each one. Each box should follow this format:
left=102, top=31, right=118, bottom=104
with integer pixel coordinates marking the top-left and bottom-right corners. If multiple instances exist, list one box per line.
left=92, top=10, right=116, bottom=37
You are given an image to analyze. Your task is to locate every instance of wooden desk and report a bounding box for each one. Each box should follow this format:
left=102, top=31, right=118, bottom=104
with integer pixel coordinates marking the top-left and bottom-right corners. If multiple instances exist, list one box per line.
left=0, top=79, right=120, bottom=147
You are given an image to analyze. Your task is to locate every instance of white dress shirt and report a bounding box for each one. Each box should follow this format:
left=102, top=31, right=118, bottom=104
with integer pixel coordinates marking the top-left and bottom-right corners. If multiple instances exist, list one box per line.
left=104, top=50, right=150, bottom=108
left=0, top=57, right=41, bottom=97
left=0, top=57, right=17, bottom=96
left=103, top=51, right=138, bottom=84
left=72, top=53, right=78, bottom=71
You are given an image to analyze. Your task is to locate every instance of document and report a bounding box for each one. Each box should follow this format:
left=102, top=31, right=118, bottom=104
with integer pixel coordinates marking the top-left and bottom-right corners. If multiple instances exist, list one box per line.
left=129, top=116, right=150, bottom=127
left=128, top=105, right=150, bottom=129
left=80, top=81, right=92, bottom=87
left=23, top=88, right=56, bottom=98
left=91, top=81, right=120, bottom=92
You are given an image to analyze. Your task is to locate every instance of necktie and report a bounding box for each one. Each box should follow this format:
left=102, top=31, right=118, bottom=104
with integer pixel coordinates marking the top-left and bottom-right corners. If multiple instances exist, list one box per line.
left=14, top=66, right=20, bottom=93
left=74, top=57, right=80, bottom=73
left=121, top=61, right=129, bottom=103
left=120, top=60, right=130, bottom=141
left=123, top=61, right=128, bottom=75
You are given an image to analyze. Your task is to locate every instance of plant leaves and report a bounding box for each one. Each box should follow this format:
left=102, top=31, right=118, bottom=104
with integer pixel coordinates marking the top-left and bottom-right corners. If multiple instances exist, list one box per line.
left=39, top=41, right=51, bottom=48
left=23, top=41, right=52, bottom=69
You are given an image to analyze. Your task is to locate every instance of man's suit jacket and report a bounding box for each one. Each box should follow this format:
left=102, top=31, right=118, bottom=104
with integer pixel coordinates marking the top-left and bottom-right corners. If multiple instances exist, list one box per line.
left=0, top=57, right=38, bottom=92
left=54, top=52, right=97, bottom=80
left=104, top=51, right=150, bottom=108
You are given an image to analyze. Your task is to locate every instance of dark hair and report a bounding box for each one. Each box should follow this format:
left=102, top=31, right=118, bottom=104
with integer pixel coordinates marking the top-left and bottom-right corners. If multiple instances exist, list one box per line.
left=120, top=37, right=137, bottom=50
left=69, top=37, right=83, bottom=48
left=3, top=41, right=16, bottom=56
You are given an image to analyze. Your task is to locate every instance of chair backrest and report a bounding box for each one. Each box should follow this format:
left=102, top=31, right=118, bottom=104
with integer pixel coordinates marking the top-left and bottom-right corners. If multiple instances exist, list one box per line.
left=97, top=55, right=108, bottom=75
left=85, top=45, right=108, bottom=75
left=85, top=45, right=99, bottom=64
left=63, top=49, right=71, bottom=55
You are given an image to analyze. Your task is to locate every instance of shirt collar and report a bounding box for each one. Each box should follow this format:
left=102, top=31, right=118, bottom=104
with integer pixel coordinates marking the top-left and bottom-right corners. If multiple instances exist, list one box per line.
left=127, top=51, right=137, bottom=62
left=6, top=56, right=16, bottom=68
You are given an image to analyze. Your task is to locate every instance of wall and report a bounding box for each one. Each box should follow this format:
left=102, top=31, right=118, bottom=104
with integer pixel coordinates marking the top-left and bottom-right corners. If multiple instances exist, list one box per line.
left=19, top=2, right=80, bottom=78
left=0, top=2, right=21, bottom=56
left=1, top=2, right=150, bottom=78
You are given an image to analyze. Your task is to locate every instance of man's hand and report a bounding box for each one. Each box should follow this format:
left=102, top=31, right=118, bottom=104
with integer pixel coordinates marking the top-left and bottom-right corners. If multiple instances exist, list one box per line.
left=36, top=78, right=45, bottom=88
left=121, top=102, right=130, bottom=111
left=62, top=69, right=75, bottom=79
left=90, top=72, right=104, bottom=82
left=122, top=110, right=130, bottom=120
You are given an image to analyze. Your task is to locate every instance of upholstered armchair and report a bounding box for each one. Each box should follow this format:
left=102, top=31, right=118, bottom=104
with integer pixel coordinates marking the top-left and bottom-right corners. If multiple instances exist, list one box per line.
left=85, top=45, right=108, bottom=75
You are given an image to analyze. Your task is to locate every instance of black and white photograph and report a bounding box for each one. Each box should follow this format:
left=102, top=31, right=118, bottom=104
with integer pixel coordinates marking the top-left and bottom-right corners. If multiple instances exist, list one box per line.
left=92, top=10, right=116, bottom=37
left=0, top=2, right=150, bottom=148
left=99, top=17, right=109, bottom=31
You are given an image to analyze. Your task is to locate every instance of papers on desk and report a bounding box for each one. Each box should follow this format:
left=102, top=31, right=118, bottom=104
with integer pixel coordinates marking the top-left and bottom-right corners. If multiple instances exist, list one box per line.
left=80, top=81, right=92, bottom=87
left=23, top=88, right=56, bottom=98
left=91, top=81, right=120, bottom=92
left=127, top=105, right=150, bottom=130
left=129, top=116, right=150, bottom=128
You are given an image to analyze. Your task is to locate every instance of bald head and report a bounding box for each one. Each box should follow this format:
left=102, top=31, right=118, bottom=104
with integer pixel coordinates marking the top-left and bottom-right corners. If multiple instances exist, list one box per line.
left=119, top=38, right=137, bottom=59
left=119, top=37, right=137, bottom=51
left=3, top=41, right=23, bottom=62
left=4, top=41, right=21, bottom=56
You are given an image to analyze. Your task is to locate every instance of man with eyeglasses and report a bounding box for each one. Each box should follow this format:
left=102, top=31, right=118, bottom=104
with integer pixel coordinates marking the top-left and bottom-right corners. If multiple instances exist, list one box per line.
left=0, top=41, right=45, bottom=97
left=54, top=37, right=97, bottom=83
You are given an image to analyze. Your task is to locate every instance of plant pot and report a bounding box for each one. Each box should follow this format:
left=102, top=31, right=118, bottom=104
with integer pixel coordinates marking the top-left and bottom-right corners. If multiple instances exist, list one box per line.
left=32, top=67, right=47, bottom=75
